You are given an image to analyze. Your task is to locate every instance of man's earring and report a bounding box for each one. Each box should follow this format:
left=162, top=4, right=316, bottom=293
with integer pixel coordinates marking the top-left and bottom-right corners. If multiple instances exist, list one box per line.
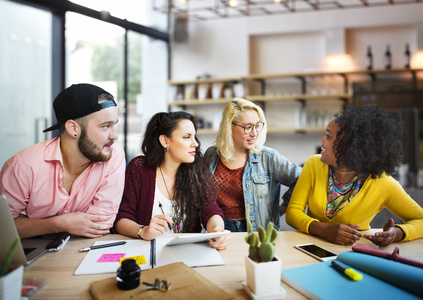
left=74, top=134, right=77, bottom=137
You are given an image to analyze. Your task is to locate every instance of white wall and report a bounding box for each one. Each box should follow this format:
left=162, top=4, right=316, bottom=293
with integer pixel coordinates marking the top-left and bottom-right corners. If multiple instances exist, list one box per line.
left=170, top=4, right=423, bottom=165
left=172, top=20, right=250, bottom=79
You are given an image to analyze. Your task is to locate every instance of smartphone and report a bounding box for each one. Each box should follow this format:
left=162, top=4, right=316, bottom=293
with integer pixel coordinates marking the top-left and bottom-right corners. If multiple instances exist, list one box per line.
left=294, top=243, right=337, bottom=262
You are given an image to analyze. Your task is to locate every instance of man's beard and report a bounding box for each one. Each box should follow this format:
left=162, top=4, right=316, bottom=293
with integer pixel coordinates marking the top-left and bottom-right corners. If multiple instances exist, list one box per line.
left=78, top=129, right=113, bottom=162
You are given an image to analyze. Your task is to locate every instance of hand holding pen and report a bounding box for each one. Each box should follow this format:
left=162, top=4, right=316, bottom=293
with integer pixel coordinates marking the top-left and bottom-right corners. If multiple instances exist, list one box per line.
left=158, top=201, right=174, bottom=232
left=133, top=202, right=173, bottom=240
left=141, top=215, right=174, bottom=240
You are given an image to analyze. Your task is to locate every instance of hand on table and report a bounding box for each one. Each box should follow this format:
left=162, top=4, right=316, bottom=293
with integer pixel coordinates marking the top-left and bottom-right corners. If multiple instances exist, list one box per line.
left=320, top=223, right=362, bottom=246
left=57, top=212, right=111, bottom=238
left=363, top=218, right=403, bottom=247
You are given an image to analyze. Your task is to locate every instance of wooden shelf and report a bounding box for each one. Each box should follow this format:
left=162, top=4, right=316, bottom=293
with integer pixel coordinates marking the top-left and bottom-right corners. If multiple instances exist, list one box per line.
left=169, top=68, right=423, bottom=85
left=168, top=76, right=245, bottom=85
left=246, top=93, right=351, bottom=102
left=169, top=93, right=351, bottom=106
left=168, top=68, right=422, bottom=105
left=169, top=69, right=421, bottom=138
left=245, top=68, right=423, bottom=81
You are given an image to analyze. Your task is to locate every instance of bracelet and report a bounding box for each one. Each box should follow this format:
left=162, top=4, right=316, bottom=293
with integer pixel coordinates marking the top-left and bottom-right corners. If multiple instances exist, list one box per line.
left=137, top=225, right=147, bottom=239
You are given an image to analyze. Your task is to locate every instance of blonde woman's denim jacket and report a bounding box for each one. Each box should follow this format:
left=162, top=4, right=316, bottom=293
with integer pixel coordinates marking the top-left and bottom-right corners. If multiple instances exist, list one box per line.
left=204, top=146, right=302, bottom=231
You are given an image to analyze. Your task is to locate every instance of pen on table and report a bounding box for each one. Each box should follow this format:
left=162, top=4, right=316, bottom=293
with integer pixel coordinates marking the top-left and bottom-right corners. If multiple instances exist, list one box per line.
left=158, top=201, right=173, bottom=231
left=79, top=241, right=126, bottom=252
left=150, top=239, right=156, bottom=269
left=331, top=259, right=363, bottom=281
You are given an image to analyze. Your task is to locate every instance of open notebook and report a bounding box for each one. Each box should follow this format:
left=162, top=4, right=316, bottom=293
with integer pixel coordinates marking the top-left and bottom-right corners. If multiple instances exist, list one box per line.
left=74, top=233, right=228, bottom=275
left=0, top=195, right=70, bottom=266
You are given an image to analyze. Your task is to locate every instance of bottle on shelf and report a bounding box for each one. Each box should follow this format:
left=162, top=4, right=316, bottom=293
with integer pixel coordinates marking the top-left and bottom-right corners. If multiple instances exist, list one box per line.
left=404, top=43, right=411, bottom=69
left=384, top=44, right=392, bottom=69
left=366, top=46, right=373, bottom=70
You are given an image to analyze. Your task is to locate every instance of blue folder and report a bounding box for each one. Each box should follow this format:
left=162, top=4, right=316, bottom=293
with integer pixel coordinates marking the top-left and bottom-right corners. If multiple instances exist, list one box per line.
left=281, top=251, right=423, bottom=300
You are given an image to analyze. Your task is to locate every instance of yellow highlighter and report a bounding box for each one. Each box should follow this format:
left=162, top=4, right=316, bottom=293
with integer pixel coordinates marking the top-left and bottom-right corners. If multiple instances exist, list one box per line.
left=331, top=259, right=363, bottom=281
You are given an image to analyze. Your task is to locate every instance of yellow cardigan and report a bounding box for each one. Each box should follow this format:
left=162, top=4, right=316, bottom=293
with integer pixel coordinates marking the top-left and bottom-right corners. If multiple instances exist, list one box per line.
left=286, top=155, right=423, bottom=241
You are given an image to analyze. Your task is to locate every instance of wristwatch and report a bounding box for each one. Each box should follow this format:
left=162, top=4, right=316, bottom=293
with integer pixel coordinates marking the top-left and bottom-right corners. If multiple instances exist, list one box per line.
left=137, top=225, right=147, bottom=239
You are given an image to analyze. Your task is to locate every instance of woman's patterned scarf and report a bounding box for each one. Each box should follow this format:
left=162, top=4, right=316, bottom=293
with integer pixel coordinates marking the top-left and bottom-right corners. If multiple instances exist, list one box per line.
left=326, top=166, right=366, bottom=218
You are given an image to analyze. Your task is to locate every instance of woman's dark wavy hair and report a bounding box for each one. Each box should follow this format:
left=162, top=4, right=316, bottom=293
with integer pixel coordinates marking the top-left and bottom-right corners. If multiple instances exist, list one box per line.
left=141, top=111, right=215, bottom=232
left=333, top=104, right=406, bottom=179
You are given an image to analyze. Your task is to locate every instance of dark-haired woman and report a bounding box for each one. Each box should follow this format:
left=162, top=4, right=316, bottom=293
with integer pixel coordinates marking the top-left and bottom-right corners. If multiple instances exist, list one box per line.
left=286, top=104, right=423, bottom=246
left=114, top=111, right=230, bottom=250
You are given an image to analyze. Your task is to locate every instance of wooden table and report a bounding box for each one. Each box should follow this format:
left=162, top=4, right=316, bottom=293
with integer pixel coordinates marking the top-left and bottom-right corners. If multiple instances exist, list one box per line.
left=24, top=230, right=423, bottom=299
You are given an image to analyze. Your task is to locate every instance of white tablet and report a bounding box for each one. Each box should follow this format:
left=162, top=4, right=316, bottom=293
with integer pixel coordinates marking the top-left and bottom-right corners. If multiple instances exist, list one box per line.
left=165, top=231, right=230, bottom=246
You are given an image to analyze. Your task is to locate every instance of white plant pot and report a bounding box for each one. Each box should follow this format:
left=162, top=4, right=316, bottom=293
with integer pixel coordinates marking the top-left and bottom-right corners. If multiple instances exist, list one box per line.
left=245, top=254, right=282, bottom=295
left=0, top=265, right=23, bottom=300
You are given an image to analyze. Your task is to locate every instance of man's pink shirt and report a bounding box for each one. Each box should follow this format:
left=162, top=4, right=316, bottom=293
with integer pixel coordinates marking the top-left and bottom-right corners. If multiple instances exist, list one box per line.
left=0, top=137, right=126, bottom=228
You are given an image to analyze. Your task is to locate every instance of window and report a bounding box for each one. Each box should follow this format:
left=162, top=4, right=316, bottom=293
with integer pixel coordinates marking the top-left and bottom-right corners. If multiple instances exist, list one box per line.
left=0, top=0, right=52, bottom=166
left=2, top=0, right=169, bottom=162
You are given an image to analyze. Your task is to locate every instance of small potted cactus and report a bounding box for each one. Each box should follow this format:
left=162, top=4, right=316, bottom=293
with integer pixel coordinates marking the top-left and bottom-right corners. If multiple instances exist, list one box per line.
left=244, top=205, right=283, bottom=296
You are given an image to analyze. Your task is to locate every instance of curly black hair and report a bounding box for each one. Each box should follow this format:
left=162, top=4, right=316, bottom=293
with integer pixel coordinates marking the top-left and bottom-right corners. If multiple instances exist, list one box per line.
left=333, top=104, right=406, bottom=179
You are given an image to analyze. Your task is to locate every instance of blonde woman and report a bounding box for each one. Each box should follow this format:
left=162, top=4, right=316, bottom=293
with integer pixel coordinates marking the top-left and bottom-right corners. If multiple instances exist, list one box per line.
left=204, top=98, right=302, bottom=232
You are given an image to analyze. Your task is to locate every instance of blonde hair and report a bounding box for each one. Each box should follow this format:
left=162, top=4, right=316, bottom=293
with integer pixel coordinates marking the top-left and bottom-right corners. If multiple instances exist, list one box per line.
left=215, top=98, right=267, bottom=162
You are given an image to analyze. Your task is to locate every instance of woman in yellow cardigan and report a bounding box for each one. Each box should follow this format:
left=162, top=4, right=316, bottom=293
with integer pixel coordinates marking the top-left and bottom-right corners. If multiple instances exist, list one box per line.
left=286, top=104, right=423, bottom=246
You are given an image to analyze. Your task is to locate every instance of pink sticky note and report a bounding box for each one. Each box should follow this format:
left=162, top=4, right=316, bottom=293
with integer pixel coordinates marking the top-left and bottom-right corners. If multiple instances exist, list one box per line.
left=97, top=253, right=126, bottom=263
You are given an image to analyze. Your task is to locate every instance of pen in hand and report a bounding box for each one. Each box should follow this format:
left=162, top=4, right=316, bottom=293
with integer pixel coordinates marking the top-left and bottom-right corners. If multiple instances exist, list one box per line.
left=79, top=241, right=126, bottom=252
left=158, top=201, right=173, bottom=232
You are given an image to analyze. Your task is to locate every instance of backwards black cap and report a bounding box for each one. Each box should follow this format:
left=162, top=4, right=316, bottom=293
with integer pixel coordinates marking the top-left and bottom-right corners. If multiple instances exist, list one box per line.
left=43, top=83, right=116, bottom=133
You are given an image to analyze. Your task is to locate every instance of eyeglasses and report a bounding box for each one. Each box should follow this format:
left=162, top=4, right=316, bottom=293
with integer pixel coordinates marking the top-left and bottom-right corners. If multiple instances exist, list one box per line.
left=232, top=121, right=265, bottom=134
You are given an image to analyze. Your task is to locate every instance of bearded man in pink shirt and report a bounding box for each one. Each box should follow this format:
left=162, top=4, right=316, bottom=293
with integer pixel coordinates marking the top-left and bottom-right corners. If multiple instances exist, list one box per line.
left=0, top=83, right=125, bottom=238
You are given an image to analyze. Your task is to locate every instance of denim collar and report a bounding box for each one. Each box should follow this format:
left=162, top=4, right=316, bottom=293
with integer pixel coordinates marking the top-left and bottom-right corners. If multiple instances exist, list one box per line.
left=248, top=151, right=260, bottom=164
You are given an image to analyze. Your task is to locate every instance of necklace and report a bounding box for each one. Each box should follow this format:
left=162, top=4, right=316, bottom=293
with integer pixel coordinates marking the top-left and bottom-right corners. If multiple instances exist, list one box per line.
left=159, top=166, right=173, bottom=200
left=334, top=169, right=356, bottom=175
left=159, top=166, right=182, bottom=233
